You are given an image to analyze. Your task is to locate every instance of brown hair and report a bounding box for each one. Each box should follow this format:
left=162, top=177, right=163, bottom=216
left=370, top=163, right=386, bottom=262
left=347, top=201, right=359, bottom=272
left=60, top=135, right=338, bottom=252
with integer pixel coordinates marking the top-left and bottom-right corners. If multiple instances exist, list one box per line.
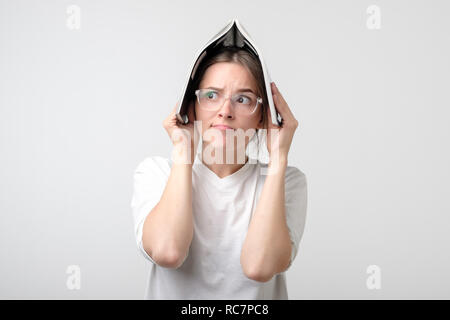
left=189, top=47, right=269, bottom=156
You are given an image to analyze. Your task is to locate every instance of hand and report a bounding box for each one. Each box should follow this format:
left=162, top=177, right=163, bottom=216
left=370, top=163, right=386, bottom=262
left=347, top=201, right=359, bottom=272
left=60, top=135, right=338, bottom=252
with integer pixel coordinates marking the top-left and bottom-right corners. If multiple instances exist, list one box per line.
left=163, top=101, right=198, bottom=164
left=265, top=82, right=299, bottom=164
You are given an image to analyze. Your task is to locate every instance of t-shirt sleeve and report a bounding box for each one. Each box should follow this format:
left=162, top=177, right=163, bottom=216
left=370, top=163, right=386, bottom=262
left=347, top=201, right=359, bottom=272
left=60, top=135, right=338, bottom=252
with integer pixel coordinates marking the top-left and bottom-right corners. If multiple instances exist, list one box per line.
left=130, top=156, right=171, bottom=263
left=284, top=166, right=308, bottom=270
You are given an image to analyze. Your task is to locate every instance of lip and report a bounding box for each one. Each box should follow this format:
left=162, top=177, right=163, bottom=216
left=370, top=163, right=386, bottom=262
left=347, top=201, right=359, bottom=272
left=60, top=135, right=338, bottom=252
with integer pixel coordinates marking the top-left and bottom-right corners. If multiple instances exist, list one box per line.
left=212, top=124, right=234, bottom=130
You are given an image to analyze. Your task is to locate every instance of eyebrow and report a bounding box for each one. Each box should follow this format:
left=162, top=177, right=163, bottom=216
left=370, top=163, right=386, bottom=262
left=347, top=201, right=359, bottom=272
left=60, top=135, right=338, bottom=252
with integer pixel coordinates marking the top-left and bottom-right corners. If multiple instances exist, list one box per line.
left=205, top=86, right=256, bottom=94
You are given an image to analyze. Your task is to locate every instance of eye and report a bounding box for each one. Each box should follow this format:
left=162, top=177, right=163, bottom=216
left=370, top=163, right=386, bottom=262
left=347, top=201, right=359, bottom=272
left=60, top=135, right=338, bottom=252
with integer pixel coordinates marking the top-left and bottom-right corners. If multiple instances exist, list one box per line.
left=203, top=90, right=219, bottom=100
left=235, top=95, right=252, bottom=105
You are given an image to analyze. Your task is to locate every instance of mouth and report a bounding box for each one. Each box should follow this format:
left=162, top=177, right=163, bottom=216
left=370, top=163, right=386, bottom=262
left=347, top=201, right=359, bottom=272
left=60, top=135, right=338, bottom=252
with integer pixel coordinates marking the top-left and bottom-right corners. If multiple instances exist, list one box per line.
left=211, top=124, right=234, bottom=130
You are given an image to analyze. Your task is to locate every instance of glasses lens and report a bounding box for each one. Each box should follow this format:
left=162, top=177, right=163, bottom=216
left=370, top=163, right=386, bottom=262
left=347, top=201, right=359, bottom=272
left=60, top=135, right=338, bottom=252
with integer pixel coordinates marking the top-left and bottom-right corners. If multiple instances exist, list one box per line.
left=197, top=89, right=260, bottom=115
left=198, top=89, right=220, bottom=109
left=231, top=93, right=258, bottom=115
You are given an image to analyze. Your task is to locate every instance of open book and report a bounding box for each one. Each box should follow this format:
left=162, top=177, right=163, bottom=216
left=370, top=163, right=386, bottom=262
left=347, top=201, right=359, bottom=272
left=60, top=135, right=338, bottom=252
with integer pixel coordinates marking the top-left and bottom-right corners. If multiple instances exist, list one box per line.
left=176, top=18, right=282, bottom=127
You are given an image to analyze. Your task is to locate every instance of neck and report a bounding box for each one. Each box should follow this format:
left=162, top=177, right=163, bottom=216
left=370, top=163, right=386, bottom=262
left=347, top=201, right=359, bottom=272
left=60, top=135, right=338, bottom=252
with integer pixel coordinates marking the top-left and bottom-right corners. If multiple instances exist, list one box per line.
left=199, top=147, right=248, bottom=179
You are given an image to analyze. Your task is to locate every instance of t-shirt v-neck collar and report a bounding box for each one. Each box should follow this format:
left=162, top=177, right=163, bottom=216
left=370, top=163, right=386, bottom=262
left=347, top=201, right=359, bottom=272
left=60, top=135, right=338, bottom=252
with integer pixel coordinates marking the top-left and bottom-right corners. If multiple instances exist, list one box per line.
left=193, top=152, right=254, bottom=187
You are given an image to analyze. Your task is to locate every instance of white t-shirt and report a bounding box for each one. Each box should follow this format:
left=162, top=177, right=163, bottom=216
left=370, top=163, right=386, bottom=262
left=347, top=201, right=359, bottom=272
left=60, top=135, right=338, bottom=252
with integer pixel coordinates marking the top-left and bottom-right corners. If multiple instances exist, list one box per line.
left=130, top=152, right=308, bottom=300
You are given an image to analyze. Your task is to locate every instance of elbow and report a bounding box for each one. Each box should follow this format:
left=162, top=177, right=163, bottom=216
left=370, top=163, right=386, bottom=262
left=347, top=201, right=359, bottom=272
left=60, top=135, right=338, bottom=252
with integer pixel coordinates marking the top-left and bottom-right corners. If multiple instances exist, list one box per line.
left=156, top=250, right=185, bottom=269
left=143, top=244, right=186, bottom=269
left=242, top=264, right=274, bottom=283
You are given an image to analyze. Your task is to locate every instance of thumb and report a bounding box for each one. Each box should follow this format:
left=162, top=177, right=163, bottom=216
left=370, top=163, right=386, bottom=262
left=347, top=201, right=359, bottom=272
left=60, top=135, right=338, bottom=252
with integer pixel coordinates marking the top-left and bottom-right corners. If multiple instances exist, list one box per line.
left=172, top=102, right=178, bottom=114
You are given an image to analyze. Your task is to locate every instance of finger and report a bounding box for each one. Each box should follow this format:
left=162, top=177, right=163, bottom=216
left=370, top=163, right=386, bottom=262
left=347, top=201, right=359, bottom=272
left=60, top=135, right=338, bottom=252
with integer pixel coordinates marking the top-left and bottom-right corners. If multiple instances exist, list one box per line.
left=164, top=103, right=177, bottom=128
left=271, top=82, right=296, bottom=122
left=169, top=102, right=178, bottom=118
left=165, top=103, right=180, bottom=128
left=172, top=101, right=185, bottom=125
left=271, top=82, right=293, bottom=117
left=266, top=104, right=278, bottom=129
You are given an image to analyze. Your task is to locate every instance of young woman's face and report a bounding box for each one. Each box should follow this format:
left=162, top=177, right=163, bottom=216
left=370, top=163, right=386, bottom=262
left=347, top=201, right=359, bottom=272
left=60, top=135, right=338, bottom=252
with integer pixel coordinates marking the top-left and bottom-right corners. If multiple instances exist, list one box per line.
left=195, top=62, right=262, bottom=154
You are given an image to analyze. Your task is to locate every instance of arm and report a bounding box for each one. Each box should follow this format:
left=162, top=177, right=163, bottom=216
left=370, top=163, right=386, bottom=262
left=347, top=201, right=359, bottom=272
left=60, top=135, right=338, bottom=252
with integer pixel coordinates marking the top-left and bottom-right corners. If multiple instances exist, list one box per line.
left=142, top=143, right=194, bottom=269
left=240, top=157, right=292, bottom=282
left=240, top=81, right=301, bottom=282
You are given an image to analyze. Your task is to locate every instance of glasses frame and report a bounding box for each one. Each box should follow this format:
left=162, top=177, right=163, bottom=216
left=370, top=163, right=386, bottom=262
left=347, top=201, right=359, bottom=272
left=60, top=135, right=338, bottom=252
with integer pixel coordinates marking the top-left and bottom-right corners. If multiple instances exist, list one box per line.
left=195, top=88, right=263, bottom=116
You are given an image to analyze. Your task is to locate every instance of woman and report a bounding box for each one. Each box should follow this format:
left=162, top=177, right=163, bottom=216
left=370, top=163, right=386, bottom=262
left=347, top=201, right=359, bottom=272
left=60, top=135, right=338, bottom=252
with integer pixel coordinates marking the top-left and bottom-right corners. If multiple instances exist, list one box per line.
left=131, top=47, right=308, bottom=299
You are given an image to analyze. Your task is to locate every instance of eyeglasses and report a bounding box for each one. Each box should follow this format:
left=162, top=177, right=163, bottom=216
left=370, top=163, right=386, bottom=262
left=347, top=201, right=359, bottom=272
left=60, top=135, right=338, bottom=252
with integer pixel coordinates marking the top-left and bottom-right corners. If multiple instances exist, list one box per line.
left=195, top=88, right=262, bottom=116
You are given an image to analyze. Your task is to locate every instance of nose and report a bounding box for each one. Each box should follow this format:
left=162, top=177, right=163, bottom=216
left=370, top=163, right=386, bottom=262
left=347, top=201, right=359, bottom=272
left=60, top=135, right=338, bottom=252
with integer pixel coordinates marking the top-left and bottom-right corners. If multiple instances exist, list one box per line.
left=217, top=96, right=234, bottom=120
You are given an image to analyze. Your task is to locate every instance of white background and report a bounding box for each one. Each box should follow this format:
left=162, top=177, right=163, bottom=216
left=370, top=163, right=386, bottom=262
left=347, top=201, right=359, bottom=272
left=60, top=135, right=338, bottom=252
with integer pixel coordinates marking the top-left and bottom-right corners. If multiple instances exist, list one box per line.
left=1, top=0, right=449, bottom=299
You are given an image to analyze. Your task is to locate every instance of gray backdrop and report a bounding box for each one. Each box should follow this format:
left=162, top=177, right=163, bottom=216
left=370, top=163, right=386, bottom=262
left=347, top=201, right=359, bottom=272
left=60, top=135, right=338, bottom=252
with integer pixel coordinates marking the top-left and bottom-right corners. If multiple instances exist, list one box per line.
left=1, top=0, right=449, bottom=299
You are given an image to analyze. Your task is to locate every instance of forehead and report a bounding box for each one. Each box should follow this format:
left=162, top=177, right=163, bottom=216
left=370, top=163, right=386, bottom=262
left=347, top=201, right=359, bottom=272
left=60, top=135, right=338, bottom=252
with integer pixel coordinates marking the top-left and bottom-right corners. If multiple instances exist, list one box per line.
left=199, top=62, right=257, bottom=92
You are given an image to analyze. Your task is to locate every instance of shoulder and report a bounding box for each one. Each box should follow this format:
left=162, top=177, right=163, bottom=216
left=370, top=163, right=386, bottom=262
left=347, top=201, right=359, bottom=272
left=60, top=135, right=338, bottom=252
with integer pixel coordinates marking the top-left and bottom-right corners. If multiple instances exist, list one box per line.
left=257, top=162, right=307, bottom=186
left=285, top=166, right=307, bottom=187
left=134, top=155, right=172, bottom=175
